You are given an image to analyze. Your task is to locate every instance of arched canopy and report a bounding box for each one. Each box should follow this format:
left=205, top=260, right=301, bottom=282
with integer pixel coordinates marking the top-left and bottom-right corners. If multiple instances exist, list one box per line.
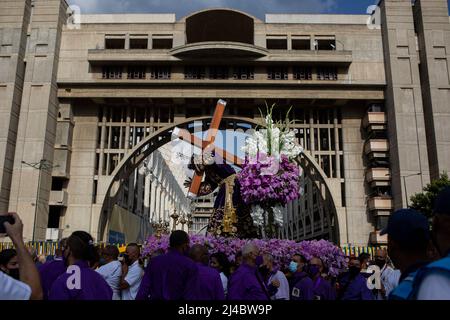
left=98, top=116, right=340, bottom=243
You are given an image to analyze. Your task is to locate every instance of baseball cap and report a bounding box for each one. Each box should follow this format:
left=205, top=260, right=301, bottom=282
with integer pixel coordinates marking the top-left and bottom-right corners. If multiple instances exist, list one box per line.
left=380, top=209, right=430, bottom=245
left=433, top=186, right=450, bottom=216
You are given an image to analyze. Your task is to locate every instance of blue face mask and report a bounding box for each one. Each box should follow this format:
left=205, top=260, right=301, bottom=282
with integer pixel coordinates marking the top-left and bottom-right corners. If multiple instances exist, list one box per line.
left=289, top=261, right=298, bottom=273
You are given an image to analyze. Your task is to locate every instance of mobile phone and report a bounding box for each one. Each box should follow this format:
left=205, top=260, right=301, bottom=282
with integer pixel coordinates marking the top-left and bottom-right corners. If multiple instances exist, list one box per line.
left=0, top=215, right=14, bottom=234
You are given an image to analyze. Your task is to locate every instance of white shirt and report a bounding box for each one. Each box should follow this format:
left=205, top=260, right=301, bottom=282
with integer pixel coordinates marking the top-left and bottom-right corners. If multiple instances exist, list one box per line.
left=268, top=270, right=290, bottom=300
left=219, top=272, right=228, bottom=297
left=378, top=265, right=401, bottom=300
left=96, top=260, right=122, bottom=300
left=0, top=272, right=31, bottom=300
left=417, top=271, right=450, bottom=300
left=121, top=260, right=143, bottom=300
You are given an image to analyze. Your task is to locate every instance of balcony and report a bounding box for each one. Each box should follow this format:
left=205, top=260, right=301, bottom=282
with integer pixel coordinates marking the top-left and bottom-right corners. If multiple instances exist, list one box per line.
left=366, top=168, right=390, bottom=187
left=368, top=196, right=393, bottom=216
left=363, top=112, right=387, bottom=132
left=370, top=230, right=387, bottom=245
left=364, top=139, right=389, bottom=159
left=49, top=190, right=68, bottom=207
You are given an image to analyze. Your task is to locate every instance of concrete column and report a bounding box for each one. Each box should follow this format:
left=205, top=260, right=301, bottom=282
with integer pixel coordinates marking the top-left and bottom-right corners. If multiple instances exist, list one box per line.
left=8, top=0, right=69, bottom=241
left=380, top=0, right=431, bottom=209
left=414, top=0, right=450, bottom=180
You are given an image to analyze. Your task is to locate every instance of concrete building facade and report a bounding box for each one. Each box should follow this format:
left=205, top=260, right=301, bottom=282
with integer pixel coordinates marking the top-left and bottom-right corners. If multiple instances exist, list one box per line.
left=1, top=0, right=449, bottom=246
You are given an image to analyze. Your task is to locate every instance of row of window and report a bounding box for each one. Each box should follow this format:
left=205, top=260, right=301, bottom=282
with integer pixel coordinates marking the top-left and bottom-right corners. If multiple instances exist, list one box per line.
left=267, top=37, right=337, bottom=51
left=105, top=37, right=173, bottom=50
left=101, top=66, right=339, bottom=81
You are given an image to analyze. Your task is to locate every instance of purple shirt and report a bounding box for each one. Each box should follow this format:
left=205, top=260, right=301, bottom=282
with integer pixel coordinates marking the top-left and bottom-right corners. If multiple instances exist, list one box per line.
left=340, top=273, right=374, bottom=300
left=135, top=249, right=198, bottom=300
left=39, top=258, right=67, bottom=300
left=290, top=271, right=314, bottom=301
left=190, top=263, right=225, bottom=300
left=312, top=276, right=336, bottom=301
left=227, top=263, right=270, bottom=301
left=49, top=260, right=113, bottom=300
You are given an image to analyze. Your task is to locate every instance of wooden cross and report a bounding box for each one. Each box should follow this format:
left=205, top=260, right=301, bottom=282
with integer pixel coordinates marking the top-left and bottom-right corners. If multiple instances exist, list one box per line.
left=172, top=99, right=243, bottom=198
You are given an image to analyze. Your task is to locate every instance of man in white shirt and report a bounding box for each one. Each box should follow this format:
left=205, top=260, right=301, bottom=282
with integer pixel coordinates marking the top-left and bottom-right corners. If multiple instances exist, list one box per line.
left=0, top=212, right=43, bottom=300
left=262, top=253, right=290, bottom=300
left=96, top=245, right=122, bottom=300
left=373, top=248, right=401, bottom=300
left=120, top=243, right=143, bottom=300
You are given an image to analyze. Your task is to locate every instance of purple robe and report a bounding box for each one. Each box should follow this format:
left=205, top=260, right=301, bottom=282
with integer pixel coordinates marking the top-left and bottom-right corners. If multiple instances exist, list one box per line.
left=290, top=271, right=314, bottom=301
left=39, top=258, right=67, bottom=300
left=340, top=272, right=374, bottom=300
left=190, top=263, right=225, bottom=300
left=312, top=276, right=336, bottom=301
left=48, top=260, right=112, bottom=300
left=135, top=249, right=198, bottom=300
left=227, top=263, right=270, bottom=300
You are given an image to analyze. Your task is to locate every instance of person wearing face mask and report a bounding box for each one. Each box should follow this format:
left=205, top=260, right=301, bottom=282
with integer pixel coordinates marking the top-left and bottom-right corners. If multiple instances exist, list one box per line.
left=38, top=238, right=68, bottom=300
left=372, top=248, right=401, bottom=300
left=308, top=257, right=336, bottom=300
left=337, top=257, right=374, bottom=300
left=119, top=243, right=143, bottom=300
left=48, top=231, right=112, bottom=300
left=210, top=252, right=231, bottom=297
left=288, top=254, right=313, bottom=301
left=411, top=186, right=450, bottom=300
left=96, top=245, right=122, bottom=300
left=227, top=242, right=270, bottom=300
left=135, top=230, right=198, bottom=300
left=0, top=249, right=20, bottom=280
left=378, top=209, right=432, bottom=300
left=260, top=253, right=289, bottom=300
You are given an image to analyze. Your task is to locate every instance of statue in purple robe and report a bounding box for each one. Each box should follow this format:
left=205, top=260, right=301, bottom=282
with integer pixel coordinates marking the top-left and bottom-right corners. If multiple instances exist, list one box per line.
left=186, top=152, right=258, bottom=239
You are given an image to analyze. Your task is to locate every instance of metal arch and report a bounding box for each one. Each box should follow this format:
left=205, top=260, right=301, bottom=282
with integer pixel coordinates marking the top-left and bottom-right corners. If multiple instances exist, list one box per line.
left=98, top=116, right=341, bottom=242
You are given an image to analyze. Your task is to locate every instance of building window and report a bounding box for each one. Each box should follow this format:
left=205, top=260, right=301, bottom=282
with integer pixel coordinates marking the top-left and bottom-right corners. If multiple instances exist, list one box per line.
left=152, top=36, right=173, bottom=49
left=130, top=37, right=148, bottom=49
left=150, top=66, right=171, bottom=79
left=102, top=66, right=123, bottom=79
left=184, top=66, right=206, bottom=79
left=267, top=67, right=289, bottom=80
left=266, top=36, right=288, bottom=49
left=209, top=66, right=229, bottom=79
left=293, top=66, right=312, bottom=80
left=317, top=67, right=338, bottom=80
left=127, top=66, right=146, bottom=79
left=292, top=37, right=311, bottom=50
left=314, top=36, right=336, bottom=51
left=233, top=66, right=254, bottom=80
left=105, top=37, right=125, bottom=49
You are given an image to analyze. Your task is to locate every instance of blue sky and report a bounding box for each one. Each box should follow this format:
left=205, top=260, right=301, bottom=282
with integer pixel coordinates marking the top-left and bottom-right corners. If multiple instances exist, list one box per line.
left=67, top=0, right=450, bottom=19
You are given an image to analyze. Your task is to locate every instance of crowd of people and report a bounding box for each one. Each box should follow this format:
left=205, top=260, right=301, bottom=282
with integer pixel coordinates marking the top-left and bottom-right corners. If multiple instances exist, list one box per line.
left=1, top=186, right=450, bottom=301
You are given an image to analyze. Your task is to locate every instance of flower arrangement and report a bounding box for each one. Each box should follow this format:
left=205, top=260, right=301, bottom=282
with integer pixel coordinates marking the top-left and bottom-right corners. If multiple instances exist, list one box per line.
left=142, top=235, right=347, bottom=277
left=237, top=104, right=303, bottom=237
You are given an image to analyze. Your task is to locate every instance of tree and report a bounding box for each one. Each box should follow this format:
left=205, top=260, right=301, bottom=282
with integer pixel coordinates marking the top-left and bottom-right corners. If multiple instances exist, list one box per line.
left=410, top=172, right=450, bottom=218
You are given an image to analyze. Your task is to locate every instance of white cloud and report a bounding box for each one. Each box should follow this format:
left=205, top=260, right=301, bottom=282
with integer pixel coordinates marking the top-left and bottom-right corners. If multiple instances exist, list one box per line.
left=67, top=0, right=338, bottom=19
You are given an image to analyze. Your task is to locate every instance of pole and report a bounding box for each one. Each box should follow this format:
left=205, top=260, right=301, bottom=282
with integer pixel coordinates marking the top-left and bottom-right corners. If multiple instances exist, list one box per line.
left=403, top=175, right=408, bottom=208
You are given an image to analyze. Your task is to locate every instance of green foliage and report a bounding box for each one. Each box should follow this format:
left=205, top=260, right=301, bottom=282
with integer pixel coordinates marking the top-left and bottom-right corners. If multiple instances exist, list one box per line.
left=410, top=172, right=450, bottom=218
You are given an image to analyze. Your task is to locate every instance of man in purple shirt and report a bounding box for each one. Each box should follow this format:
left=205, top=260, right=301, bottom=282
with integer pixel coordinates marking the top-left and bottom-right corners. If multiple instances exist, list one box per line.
left=136, top=230, right=198, bottom=300
left=338, top=257, right=374, bottom=300
left=39, top=238, right=67, bottom=300
left=288, top=254, right=314, bottom=300
left=309, top=257, right=336, bottom=300
left=227, top=242, right=270, bottom=300
left=49, top=231, right=112, bottom=300
left=189, top=244, right=225, bottom=300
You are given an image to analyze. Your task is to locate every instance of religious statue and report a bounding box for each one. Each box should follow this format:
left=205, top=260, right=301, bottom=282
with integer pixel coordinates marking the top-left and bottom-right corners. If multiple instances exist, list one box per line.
left=185, top=152, right=258, bottom=239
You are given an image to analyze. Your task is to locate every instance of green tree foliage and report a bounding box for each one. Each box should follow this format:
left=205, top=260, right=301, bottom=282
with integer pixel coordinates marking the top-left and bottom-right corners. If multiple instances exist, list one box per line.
left=410, top=172, right=450, bottom=218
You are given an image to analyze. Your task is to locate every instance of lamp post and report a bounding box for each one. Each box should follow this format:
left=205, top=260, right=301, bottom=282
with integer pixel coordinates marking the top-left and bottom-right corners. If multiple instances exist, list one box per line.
left=402, top=172, right=422, bottom=208
left=21, top=159, right=59, bottom=242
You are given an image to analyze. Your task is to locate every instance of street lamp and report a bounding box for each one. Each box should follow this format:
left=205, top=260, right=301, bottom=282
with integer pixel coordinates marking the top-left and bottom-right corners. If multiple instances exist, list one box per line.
left=21, top=159, right=59, bottom=242
left=402, top=172, right=422, bottom=208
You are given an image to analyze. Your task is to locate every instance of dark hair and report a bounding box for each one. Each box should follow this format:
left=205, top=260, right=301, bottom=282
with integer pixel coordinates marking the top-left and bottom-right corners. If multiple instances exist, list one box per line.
left=0, top=249, right=17, bottom=267
left=67, top=231, right=98, bottom=266
left=293, top=253, right=308, bottom=264
left=104, top=245, right=119, bottom=260
left=358, top=253, right=371, bottom=263
left=211, top=252, right=231, bottom=277
left=169, top=230, right=189, bottom=248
